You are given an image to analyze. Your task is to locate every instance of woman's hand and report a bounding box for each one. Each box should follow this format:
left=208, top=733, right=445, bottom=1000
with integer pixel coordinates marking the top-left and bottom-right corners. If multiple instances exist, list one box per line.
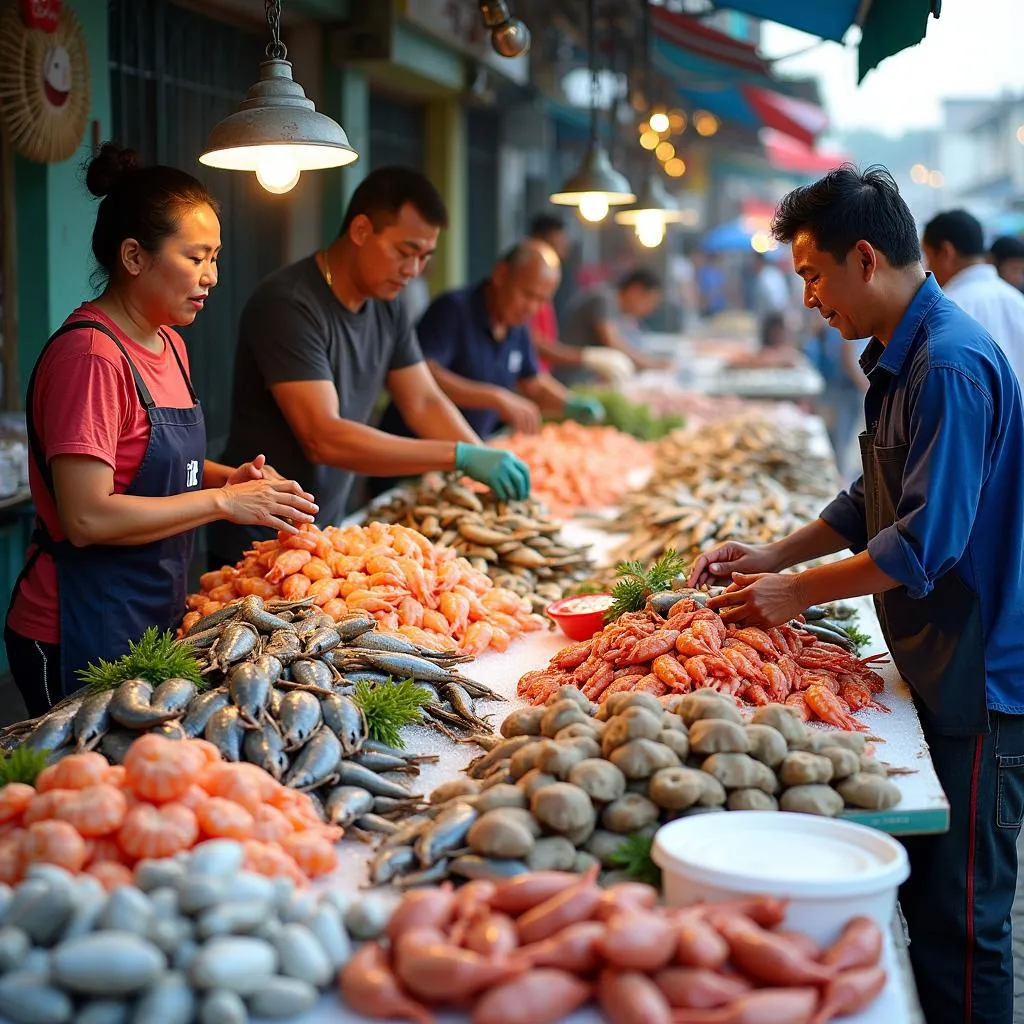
left=225, top=453, right=286, bottom=485
left=706, top=572, right=806, bottom=628
left=687, top=541, right=781, bottom=588
left=219, top=478, right=318, bottom=534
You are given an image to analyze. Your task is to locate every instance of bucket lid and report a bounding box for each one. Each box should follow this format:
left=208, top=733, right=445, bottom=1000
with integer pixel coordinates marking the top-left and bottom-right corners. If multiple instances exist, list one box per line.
left=652, top=812, right=909, bottom=898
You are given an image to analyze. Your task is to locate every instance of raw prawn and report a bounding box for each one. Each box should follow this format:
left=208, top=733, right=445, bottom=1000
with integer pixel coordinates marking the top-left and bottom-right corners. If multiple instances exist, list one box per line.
left=117, top=802, right=199, bottom=859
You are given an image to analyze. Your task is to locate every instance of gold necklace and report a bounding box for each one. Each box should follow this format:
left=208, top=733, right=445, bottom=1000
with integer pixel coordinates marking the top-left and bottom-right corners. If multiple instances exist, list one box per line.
left=319, top=250, right=333, bottom=289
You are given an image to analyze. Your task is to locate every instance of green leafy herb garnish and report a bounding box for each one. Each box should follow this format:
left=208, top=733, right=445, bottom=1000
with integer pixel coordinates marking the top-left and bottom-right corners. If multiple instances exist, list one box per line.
left=0, top=746, right=50, bottom=786
left=78, top=626, right=204, bottom=692
left=607, top=549, right=685, bottom=620
left=608, top=831, right=661, bottom=887
left=839, top=621, right=871, bottom=656
left=352, top=677, right=432, bottom=749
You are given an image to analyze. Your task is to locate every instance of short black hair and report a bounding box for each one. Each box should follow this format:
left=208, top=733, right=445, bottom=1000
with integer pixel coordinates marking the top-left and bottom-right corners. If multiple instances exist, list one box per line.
left=529, top=213, right=565, bottom=239
left=618, top=267, right=662, bottom=292
left=759, top=312, right=787, bottom=349
left=772, top=164, right=921, bottom=269
left=990, top=235, right=1024, bottom=263
left=341, top=167, right=448, bottom=235
left=923, top=209, right=985, bottom=257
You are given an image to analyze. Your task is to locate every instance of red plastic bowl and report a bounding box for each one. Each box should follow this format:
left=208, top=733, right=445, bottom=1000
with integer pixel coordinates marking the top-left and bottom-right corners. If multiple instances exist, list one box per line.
left=546, top=593, right=614, bottom=642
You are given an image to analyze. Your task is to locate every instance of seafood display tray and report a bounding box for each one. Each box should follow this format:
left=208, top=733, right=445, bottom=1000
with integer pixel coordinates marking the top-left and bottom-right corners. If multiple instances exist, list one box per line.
left=289, top=926, right=918, bottom=1024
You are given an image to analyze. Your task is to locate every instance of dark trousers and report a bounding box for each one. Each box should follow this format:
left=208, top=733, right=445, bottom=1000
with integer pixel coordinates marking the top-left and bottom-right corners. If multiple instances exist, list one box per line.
left=900, top=708, right=1024, bottom=1024
left=4, top=626, right=61, bottom=719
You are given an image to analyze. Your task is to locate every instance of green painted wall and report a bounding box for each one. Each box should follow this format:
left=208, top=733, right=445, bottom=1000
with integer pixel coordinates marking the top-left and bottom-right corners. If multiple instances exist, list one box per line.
left=321, top=65, right=370, bottom=244
left=15, top=0, right=111, bottom=391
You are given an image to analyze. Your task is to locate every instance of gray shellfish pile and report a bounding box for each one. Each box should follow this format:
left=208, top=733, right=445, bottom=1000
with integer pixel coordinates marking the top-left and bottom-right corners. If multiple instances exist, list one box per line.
left=0, top=840, right=398, bottom=1024
left=371, top=687, right=902, bottom=887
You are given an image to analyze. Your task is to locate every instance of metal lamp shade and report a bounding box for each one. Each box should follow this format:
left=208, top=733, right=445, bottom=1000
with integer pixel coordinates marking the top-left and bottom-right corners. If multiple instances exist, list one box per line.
left=200, top=59, right=358, bottom=171
left=549, top=142, right=636, bottom=206
left=615, top=174, right=686, bottom=224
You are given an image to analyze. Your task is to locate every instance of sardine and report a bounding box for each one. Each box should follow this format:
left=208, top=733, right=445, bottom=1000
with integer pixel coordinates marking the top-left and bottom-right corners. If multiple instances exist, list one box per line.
left=278, top=691, right=323, bottom=751
left=466, top=735, right=535, bottom=778
left=362, top=738, right=416, bottom=759
left=254, top=654, right=283, bottom=685
left=380, top=814, right=432, bottom=851
left=337, top=651, right=462, bottom=685
left=148, top=721, right=186, bottom=740
left=373, top=795, right=427, bottom=817
left=109, top=680, right=180, bottom=729
left=354, top=814, right=400, bottom=835
left=227, top=662, right=272, bottom=728
left=73, top=690, right=113, bottom=751
left=335, top=613, right=376, bottom=643
left=393, top=859, right=451, bottom=888
left=323, top=785, right=375, bottom=827
left=176, top=625, right=224, bottom=650
left=150, top=677, right=197, bottom=716
left=23, top=700, right=81, bottom=753
left=351, top=750, right=418, bottom=775
left=98, top=727, right=137, bottom=765
left=370, top=845, right=417, bottom=885
left=441, top=682, right=491, bottom=732
left=204, top=705, right=245, bottom=762
left=339, top=670, right=391, bottom=688
left=242, top=720, right=289, bottom=780
left=303, top=626, right=342, bottom=658
left=414, top=801, right=478, bottom=867
left=449, top=855, right=529, bottom=881
left=238, top=594, right=295, bottom=634
left=294, top=612, right=334, bottom=641
left=336, top=761, right=415, bottom=800
left=305, top=790, right=327, bottom=822
left=205, top=621, right=259, bottom=673
left=318, top=695, right=366, bottom=755
left=263, top=630, right=302, bottom=666
left=283, top=727, right=342, bottom=791
left=186, top=602, right=241, bottom=635
left=290, top=658, right=335, bottom=690
left=181, top=687, right=230, bottom=738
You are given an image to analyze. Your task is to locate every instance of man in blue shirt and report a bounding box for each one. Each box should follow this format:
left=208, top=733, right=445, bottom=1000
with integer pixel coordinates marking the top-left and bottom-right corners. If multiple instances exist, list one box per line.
left=379, top=240, right=603, bottom=440
left=689, top=165, right=1024, bottom=1024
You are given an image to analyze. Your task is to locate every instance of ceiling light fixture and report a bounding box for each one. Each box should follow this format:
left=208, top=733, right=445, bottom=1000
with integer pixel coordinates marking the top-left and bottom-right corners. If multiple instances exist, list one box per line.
left=549, top=0, right=635, bottom=219
left=477, top=1, right=531, bottom=58
left=199, top=0, right=358, bottom=194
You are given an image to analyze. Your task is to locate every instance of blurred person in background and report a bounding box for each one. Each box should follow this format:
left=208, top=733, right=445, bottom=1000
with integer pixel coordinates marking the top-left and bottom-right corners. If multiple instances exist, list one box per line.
left=989, top=235, right=1024, bottom=291
left=728, top=312, right=805, bottom=370
left=751, top=250, right=791, bottom=324
left=924, top=210, right=1024, bottom=385
left=524, top=214, right=634, bottom=386
left=694, top=251, right=728, bottom=316
left=378, top=240, right=604, bottom=447
left=556, top=268, right=669, bottom=387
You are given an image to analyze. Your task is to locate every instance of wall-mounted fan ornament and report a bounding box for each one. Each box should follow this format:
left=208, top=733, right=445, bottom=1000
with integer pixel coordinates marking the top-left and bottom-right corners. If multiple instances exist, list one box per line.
left=0, top=0, right=90, bottom=164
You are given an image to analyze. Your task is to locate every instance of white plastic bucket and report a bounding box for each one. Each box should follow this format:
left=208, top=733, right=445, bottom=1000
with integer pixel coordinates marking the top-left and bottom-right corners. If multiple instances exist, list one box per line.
left=652, top=811, right=909, bottom=945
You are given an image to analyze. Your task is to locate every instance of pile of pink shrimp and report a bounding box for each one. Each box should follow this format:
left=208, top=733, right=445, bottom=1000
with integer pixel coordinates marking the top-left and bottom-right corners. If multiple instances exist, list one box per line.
left=183, top=521, right=545, bottom=657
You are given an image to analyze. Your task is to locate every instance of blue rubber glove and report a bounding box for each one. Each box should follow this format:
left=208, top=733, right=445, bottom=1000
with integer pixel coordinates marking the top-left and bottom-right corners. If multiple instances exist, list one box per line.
left=455, top=443, right=531, bottom=502
left=565, top=394, right=606, bottom=425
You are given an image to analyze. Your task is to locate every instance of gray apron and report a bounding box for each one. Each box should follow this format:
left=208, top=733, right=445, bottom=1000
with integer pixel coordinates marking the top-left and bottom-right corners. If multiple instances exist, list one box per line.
left=860, top=428, right=988, bottom=735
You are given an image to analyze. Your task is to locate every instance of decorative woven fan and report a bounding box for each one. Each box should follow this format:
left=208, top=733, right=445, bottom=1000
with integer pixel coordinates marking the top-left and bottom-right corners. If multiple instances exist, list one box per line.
left=0, top=1, right=90, bottom=164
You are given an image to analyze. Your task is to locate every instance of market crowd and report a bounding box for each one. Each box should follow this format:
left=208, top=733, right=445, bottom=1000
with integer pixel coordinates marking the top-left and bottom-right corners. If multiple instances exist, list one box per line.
left=7, top=142, right=1024, bottom=1024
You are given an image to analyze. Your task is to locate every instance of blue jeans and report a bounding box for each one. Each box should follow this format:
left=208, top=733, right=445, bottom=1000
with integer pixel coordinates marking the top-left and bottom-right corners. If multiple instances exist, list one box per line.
left=900, top=708, right=1024, bottom=1024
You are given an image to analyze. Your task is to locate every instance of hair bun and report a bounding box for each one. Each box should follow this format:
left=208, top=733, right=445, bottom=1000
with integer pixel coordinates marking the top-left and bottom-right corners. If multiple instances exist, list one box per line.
left=85, top=143, right=142, bottom=198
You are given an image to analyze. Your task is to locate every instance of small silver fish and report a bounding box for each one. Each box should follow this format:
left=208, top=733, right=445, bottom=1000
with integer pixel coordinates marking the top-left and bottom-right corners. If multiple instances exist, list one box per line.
left=204, top=705, right=245, bottom=761
left=324, top=785, right=375, bottom=827
left=186, top=603, right=242, bottom=636
left=393, top=859, right=451, bottom=888
left=371, top=845, right=417, bottom=885
left=205, top=622, right=259, bottom=674
left=73, top=690, right=114, bottom=751
left=243, top=720, right=289, bottom=780
left=353, top=813, right=400, bottom=835
left=278, top=691, right=322, bottom=751
left=109, top=680, right=180, bottom=730
left=319, top=694, right=366, bottom=756
left=98, top=727, right=137, bottom=765
left=150, top=678, right=196, bottom=716
left=181, top=687, right=229, bottom=738
left=238, top=594, right=295, bottom=634
left=283, top=727, right=342, bottom=791
left=227, top=662, right=271, bottom=728
left=414, top=801, right=478, bottom=867
left=304, top=626, right=342, bottom=659
left=336, top=761, right=415, bottom=801
left=148, top=721, right=186, bottom=740
left=253, top=654, right=284, bottom=685
left=264, top=630, right=302, bottom=666
left=448, top=855, right=529, bottom=881
left=335, top=614, right=376, bottom=643
left=337, top=651, right=461, bottom=685
left=351, top=750, right=418, bottom=775
left=23, top=700, right=82, bottom=754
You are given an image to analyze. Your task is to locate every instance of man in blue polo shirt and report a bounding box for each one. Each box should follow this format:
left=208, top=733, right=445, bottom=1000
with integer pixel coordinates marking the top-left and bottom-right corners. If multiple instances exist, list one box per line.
left=689, top=165, right=1024, bottom=1024
left=378, top=240, right=603, bottom=441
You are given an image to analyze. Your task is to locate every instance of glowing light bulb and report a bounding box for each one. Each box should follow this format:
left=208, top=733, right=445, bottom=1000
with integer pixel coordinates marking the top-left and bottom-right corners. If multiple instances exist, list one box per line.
left=255, top=150, right=301, bottom=194
left=578, top=193, right=610, bottom=223
left=649, top=111, right=670, bottom=134
left=635, top=210, right=665, bottom=248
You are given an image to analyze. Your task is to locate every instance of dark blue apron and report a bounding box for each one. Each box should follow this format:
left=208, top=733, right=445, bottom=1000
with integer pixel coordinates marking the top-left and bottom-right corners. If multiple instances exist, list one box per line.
left=10, top=320, right=206, bottom=697
left=860, top=427, right=988, bottom=735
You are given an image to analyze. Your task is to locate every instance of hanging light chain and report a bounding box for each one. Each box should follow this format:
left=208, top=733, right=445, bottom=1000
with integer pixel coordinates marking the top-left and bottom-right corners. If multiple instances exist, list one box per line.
left=264, top=0, right=288, bottom=61
left=588, top=0, right=599, bottom=142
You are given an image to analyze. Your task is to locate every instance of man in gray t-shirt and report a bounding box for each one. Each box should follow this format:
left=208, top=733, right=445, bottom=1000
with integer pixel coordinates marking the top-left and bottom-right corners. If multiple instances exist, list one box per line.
left=209, top=168, right=530, bottom=565
left=557, top=268, right=668, bottom=386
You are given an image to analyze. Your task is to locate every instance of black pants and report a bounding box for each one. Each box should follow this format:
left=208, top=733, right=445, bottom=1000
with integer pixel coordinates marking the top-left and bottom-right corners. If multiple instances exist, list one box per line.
left=4, top=626, right=61, bottom=719
left=900, top=707, right=1024, bottom=1024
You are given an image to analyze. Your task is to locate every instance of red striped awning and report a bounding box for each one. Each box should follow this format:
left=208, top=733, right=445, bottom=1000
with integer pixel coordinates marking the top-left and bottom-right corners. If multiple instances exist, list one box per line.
left=652, top=8, right=772, bottom=78
left=743, top=87, right=829, bottom=147
left=762, top=129, right=847, bottom=175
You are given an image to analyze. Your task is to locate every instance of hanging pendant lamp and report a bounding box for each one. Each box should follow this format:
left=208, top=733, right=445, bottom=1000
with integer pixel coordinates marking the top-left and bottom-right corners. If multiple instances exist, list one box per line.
left=200, top=0, right=358, bottom=194
left=549, top=0, right=634, bottom=221
left=615, top=172, right=685, bottom=247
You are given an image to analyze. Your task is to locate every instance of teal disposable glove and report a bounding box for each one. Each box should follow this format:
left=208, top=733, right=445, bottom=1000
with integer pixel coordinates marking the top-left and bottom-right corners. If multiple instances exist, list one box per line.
left=565, top=394, right=606, bottom=425
left=455, top=443, right=531, bottom=502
